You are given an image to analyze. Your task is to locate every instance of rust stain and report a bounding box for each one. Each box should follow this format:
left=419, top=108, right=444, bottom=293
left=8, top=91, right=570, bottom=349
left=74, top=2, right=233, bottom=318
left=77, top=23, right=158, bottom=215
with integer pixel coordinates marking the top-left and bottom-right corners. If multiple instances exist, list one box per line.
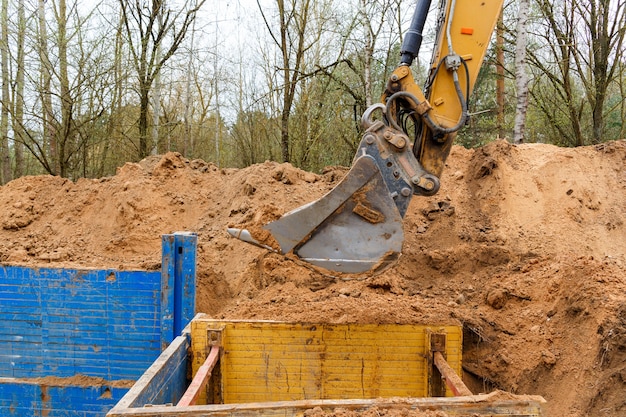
left=352, top=202, right=384, bottom=224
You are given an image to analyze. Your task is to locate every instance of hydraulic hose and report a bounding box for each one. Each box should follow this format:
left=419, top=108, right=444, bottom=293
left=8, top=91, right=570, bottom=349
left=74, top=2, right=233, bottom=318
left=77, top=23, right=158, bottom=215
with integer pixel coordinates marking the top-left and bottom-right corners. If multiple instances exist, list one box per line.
left=385, top=69, right=468, bottom=139
left=446, top=0, right=457, bottom=56
left=400, top=0, right=433, bottom=66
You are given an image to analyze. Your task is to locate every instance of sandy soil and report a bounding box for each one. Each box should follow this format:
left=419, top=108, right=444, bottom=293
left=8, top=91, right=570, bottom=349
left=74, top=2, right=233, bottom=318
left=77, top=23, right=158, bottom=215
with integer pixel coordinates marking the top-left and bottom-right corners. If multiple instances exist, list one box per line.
left=1, top=140, right=624, bottom=416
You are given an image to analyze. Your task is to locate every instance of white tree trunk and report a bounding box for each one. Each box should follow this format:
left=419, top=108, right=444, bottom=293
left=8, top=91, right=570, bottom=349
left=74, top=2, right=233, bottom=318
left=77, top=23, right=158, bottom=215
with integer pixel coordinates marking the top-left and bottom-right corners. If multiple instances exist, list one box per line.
left=1, top=0, right=11, bottom=183
left=151, top=31, right=162, bottom=156
left=513, top=0, right=530, bottom=144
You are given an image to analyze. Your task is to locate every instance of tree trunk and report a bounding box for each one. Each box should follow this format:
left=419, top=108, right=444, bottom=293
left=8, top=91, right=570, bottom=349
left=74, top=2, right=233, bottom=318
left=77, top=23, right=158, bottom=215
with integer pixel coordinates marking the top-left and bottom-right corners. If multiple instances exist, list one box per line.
left=513, top=0, right=529, bottom=144
left=0, top=0, right=11, bottom=183
left=100, top=6, right=125, bottom=177
left=151, top=15, right=163, bottom=156
left=361, top=0, right=373, bottom=107
left=278, top=0, right=290, bottom=163
left=495, top=12, right=505, bottom=140
left=585, top=0, right=619, bottom=144
left=13, top=0, right=25, bottom=178
left=152, top=69, right=161, bottom=155
left=139, top=86, right=150, bottom=158
left=184, top=17, right=196, bottom=157
left=261, top=0, right=311, bottom=163
left=38, top=0, right=56, bottom=174
left=58, top=0, right=71, bottom=178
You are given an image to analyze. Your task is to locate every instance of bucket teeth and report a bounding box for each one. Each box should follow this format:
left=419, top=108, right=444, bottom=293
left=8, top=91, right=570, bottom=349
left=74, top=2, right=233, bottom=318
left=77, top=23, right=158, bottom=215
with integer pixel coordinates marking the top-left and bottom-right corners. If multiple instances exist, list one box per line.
left=227, top=228, right=276, bottom=252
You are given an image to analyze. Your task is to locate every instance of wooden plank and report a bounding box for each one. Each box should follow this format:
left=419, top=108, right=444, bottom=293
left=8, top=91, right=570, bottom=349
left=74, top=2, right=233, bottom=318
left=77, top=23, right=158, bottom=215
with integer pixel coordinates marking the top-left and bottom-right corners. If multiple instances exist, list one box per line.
left=185, top=320, right=461, bottom=401
left=106, top=391, right=546, bottom=417
left=178, top=345, right=220, bottom=406
left=433, top=351, right=473, bottom=397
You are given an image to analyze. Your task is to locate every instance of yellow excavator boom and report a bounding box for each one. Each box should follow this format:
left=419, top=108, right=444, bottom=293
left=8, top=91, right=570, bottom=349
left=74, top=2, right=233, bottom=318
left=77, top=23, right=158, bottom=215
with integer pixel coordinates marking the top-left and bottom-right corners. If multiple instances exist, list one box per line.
left=229, top=0, right=504, bottom=274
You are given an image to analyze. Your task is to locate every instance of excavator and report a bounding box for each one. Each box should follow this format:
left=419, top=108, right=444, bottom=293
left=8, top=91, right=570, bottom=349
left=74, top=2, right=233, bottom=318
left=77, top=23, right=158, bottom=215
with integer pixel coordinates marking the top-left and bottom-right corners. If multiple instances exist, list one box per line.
left=228, top=0, right=504, bottom=274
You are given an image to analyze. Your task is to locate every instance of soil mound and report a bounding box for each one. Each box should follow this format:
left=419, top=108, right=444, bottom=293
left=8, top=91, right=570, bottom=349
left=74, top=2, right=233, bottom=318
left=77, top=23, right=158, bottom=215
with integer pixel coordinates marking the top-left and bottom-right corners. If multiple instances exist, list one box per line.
left=1, top=140, right=625, bottom=416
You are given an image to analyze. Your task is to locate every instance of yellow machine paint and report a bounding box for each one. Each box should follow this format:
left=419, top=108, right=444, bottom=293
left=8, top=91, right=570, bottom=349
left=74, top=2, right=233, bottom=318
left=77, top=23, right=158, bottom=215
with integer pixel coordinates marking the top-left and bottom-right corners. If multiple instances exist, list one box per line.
left=190, top=319, right=462, bottom=405
left=427, top=0, right=504, bottom=128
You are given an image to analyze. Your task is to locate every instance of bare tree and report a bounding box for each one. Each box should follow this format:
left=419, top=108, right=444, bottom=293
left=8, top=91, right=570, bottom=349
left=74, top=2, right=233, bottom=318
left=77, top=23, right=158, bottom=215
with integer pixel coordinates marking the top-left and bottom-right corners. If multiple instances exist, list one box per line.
left=573, top=0, right=626, bottom=144
left=342, top=0, right=398, bottom=115
left=57, top=0, right=73, bottom=177
left=358, top=0, right=394, bottom=107
left=119, top=0, right=206, bottom=159
left=528, top=0, right=625, bottom=146
left=37, top=0, right=57, bottom=172
left=183, top=16, right=196, bottom=157
left=257, top=0, right=314, bottom=163
left=98, top=6, right=127, bottom=177
left=12, top=1, right=120, bottom=178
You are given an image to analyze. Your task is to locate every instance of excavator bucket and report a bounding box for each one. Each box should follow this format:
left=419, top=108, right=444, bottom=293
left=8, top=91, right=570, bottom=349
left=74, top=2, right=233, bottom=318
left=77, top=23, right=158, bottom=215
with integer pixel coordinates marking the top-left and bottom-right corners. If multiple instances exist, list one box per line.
left=228, top=104, right=439, bottom=274
left=230, top=155, right=404, bottom=274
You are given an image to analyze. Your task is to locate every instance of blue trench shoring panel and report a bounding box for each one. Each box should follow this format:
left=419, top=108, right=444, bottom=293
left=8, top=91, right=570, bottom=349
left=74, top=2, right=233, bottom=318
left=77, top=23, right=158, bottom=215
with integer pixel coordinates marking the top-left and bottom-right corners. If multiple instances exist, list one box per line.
left=0, top=381, right=129, bottom=417
left=0, top=232, right=197, bottom=416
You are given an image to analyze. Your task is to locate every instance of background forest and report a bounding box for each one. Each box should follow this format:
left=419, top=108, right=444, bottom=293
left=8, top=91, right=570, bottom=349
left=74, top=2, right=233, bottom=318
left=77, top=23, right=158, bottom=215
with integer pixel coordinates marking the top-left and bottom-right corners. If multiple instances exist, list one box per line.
left=0, top=0, right=624, bottom=182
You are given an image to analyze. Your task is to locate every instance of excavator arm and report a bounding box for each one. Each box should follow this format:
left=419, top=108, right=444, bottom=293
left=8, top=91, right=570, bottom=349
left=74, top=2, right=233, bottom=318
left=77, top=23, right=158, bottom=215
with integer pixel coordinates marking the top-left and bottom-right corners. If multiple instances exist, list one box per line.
left=229, top=0, right=504, bottom=274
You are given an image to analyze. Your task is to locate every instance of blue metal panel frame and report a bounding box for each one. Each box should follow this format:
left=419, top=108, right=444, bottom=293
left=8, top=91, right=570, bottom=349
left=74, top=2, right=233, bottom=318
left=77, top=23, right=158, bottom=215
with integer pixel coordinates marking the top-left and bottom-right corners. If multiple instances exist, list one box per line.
left=174, top=233, right=197, bottom=337
left=0, top=267, right=162, bottom=380
left=160, top=232, right=197, bottom=348
left=160, top=234, right=176, bottom=349
left=0, top=232, right=198, bottom=417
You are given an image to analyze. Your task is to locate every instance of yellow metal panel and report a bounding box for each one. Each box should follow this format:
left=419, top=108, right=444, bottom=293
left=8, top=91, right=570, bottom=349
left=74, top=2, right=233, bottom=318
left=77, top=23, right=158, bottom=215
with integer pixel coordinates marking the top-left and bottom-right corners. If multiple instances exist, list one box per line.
left=428, top=0, right=504, bottom=127
left=190, top=320, right=463, bottom=405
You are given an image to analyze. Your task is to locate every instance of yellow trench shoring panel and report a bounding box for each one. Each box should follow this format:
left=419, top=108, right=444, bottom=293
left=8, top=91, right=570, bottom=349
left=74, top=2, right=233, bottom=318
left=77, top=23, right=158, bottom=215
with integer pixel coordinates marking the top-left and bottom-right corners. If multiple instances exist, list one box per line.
left=190, top=319, right=462, bottom=405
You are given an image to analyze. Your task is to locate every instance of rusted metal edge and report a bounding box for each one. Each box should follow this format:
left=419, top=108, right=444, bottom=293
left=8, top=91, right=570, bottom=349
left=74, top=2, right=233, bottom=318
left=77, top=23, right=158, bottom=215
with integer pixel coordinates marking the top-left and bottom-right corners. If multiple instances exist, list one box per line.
left=107, top=391, right=546, bottom=417
left=177, top=345, right=220, bottom=407
left=433, top=351, right=473, bottom=397
left=109, top=334, right=190, bottom=411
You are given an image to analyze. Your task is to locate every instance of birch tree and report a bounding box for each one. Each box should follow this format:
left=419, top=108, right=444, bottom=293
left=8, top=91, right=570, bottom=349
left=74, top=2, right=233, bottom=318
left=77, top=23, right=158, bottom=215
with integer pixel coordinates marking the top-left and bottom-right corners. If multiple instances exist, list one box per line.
left=495, top=13, right=505, bottom=140
left=0, top=0, right=10, bottom=183
left=358, top=0, right=394, bottom=107
left=513, top=0, right=529, bottom=144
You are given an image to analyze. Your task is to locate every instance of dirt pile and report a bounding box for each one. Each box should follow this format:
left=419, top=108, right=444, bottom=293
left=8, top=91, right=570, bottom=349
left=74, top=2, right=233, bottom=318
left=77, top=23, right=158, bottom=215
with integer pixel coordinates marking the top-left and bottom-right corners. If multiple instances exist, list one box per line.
left=1, top=140, right=625, bottom=416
